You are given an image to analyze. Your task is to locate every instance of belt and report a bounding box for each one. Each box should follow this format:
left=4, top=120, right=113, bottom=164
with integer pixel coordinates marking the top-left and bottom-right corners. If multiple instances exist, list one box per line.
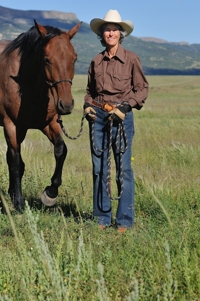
left=92, top=99, right=118, bottom=112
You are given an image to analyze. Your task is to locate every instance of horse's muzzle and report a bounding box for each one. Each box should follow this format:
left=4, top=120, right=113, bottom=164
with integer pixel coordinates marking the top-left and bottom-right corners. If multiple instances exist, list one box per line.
left=57, top=99, right=74, bottom=115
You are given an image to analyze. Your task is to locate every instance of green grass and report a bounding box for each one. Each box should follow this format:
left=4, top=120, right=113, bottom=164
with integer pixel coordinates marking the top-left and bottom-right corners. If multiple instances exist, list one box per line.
left=0, top=76, right=200, bottom=300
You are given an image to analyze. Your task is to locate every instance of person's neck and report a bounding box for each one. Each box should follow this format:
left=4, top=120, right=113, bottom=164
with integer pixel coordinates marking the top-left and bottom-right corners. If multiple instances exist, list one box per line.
left=107, top=44, right=118, bottom=58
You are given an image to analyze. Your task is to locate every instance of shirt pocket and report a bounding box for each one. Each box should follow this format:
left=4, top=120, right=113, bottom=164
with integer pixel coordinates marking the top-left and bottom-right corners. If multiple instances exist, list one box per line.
left=94, top=71, right=104, bottom=91
left=113, top=73, right=132, bottom=91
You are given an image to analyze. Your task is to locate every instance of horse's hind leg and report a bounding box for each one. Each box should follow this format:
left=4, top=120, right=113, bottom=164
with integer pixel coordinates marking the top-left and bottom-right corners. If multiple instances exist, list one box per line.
left=41, top=121, right=67, bottom=206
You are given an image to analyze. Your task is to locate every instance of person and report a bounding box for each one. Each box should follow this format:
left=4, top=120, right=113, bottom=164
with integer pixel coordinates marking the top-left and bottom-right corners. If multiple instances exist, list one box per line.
left=83, top=9, right=149, bottom=233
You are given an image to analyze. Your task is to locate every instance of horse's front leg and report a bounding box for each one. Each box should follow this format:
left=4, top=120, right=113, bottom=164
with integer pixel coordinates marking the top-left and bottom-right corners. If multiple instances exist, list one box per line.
left=41, top=120, right=67, bottom=206
left=4, top=125, right=26, bottom=211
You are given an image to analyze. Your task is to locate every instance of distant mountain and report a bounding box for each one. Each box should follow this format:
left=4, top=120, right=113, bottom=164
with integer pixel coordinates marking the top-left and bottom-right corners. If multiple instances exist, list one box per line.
left=0, top=5, right=200, bottom=75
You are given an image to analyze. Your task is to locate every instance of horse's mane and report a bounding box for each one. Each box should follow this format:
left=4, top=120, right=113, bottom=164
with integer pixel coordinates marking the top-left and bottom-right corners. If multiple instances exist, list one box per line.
left=4, top=24, right=63, bottom=59
left=3, top=24, right=64, bottom=85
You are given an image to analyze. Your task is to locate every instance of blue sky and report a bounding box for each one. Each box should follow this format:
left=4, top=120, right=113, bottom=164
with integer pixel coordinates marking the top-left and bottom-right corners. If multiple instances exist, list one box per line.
left=0, top=0, right=199, bottom=44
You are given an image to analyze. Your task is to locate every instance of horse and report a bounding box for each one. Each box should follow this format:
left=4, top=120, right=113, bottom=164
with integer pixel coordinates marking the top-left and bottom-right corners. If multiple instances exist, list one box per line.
left=0, top=20, right=82, bottom=211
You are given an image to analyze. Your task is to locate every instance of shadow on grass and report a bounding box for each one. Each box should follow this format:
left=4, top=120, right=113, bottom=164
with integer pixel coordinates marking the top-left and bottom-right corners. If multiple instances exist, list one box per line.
left=28, top=196, right=93, bottom=222
left=0, top=190, right=93, bottom=223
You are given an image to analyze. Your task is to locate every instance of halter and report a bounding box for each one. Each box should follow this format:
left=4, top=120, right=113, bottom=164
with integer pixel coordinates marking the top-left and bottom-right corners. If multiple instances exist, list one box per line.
left=46, top=79, right=72, bottom=87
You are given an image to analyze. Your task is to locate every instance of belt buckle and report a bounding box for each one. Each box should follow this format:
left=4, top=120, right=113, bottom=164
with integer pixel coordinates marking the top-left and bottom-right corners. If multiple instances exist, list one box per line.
left=103, top=103, right=116, bottom=112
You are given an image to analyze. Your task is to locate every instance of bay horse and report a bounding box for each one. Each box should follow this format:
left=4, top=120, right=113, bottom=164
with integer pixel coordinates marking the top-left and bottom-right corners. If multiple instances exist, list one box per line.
left=0, top=20, right=82, bottom=211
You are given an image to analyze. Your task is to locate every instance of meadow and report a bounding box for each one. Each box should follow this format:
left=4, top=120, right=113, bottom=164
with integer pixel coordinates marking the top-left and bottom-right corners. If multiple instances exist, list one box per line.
left=0, top=75, right=199, bottom=300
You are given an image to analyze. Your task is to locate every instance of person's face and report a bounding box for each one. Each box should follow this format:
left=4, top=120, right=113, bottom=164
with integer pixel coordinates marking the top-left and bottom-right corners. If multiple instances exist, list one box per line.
left=103, top=23, right=120, bottom=47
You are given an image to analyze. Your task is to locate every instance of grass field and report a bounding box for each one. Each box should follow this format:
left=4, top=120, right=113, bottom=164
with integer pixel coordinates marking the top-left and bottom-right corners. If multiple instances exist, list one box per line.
left=0, top=75, right=199, bottom=300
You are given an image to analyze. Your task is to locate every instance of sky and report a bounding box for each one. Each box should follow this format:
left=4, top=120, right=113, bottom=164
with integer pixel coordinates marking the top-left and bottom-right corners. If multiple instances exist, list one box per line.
left=0, top=0, right=199, bottom=44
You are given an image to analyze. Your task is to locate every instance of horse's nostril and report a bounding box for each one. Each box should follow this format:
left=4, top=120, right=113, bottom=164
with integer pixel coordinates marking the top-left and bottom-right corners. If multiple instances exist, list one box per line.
left=59, top=100, right=65, bottom=111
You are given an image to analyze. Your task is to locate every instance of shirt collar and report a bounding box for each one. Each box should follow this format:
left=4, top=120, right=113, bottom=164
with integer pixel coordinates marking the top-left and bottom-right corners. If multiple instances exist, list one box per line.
left=99, top=44, right=125, bottom=64
left=115, top=44, right=125, bottom=63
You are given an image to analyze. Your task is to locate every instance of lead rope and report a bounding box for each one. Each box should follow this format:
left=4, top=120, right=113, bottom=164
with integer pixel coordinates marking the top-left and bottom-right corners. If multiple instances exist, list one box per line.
left=91, top=119, right=128, bottom=200
left=57, top=114, right=128, bottom=200
left=57, top=114, right=86, bottom=140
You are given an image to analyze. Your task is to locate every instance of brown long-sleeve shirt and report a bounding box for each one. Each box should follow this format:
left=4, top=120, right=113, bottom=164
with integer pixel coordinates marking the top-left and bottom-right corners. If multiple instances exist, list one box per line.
left=84, top=43, right=149, bottom=109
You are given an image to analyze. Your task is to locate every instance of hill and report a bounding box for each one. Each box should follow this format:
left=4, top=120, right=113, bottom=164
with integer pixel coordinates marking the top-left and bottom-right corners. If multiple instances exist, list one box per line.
left=0, top=5, right=200, bottom=75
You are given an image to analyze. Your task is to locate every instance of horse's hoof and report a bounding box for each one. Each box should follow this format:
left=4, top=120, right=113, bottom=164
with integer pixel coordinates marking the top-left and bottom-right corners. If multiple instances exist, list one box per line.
left=41, top=190, right=57, bottom=207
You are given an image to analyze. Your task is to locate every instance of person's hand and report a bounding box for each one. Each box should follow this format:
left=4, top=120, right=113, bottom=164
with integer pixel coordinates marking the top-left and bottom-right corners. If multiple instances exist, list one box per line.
left=108, top=102, right=131, bottom=122
left=84, top=103, right=97, bottom=122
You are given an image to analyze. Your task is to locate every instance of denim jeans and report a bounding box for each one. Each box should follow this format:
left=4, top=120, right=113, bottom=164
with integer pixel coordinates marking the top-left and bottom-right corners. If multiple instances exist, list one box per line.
left=89, top=106, right=135, bottom=228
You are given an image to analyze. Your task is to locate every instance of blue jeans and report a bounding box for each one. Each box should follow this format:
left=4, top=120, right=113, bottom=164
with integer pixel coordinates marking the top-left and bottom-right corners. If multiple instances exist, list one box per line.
left=89, top=106, right=135, bottom=228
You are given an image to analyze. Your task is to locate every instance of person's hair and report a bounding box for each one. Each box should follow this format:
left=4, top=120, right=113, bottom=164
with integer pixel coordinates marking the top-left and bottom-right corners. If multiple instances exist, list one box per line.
left=97, top=23, right=126, bottom=46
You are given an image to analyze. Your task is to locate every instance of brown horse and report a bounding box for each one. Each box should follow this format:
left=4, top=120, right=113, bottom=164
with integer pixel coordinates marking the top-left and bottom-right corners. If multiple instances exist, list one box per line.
left=0, top=20, right=81, bottom=211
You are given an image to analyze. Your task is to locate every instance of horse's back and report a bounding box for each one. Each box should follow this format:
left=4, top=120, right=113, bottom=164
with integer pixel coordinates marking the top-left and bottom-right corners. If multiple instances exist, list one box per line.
left=0, top=41, right=21, bottom=89
left=0, top=41, right=21, bottom=127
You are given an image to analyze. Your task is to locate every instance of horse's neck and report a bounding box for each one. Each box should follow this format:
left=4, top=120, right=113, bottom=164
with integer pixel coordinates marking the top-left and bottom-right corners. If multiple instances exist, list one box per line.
left=19, top=57, right=45, bottom=85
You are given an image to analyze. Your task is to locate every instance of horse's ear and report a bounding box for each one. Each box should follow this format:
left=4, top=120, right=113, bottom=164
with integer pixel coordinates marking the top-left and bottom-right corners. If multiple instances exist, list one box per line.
left=67, top=22, right=82, bottom=40
left=34, top=19, right=47, bottom=37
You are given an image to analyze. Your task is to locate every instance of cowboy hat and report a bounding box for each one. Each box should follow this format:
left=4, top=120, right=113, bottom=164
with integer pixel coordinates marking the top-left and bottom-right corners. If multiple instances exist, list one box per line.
left=90, top=9, right=134, bottom=36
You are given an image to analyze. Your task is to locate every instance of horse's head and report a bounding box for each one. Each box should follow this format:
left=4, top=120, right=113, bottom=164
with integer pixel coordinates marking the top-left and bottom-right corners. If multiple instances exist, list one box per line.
left=35, top=20, right=82, bottom=115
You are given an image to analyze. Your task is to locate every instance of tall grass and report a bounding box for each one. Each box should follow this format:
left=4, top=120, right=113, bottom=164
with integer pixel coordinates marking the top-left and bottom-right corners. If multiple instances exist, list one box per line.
left=0, top=76, right=199, bottom=300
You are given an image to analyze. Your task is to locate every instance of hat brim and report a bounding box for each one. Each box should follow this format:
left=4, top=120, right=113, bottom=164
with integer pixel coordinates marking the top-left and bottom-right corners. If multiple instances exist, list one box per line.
left=90, top=18, right=134, bottom=36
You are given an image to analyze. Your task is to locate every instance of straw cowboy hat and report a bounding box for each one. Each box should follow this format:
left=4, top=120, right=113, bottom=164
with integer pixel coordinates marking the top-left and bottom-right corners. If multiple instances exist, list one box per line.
left=90, top=9, right=134, bottom=36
